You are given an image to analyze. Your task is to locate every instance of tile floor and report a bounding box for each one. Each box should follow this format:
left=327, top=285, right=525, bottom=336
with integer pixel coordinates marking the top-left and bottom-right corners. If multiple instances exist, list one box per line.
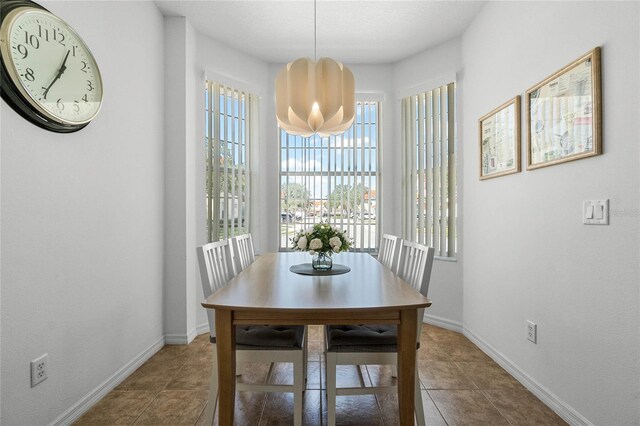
left=75, top=324, right=566, bottom=425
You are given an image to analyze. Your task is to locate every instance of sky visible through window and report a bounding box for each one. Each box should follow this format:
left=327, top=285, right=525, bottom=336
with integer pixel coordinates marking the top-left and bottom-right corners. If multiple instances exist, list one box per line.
left=279, top=102, right=379, bottom=251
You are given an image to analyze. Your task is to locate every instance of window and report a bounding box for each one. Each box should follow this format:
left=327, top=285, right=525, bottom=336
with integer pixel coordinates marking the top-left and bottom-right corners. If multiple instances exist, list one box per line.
left=401, top=83, right=457, bottom=258
left=205, top=81, right=257, bottom=242
left=279, top=101, right=380, bottom=251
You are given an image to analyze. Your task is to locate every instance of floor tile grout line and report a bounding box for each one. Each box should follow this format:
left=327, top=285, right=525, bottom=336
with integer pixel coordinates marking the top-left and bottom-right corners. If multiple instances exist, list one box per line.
left=424, top=389, right=451, bottom=426
left=452, top=361, right=481, bottom=390
left=366, top=365, right=390, bottom=426
left=128, top=355, right=189, bottom=425
left=320, top=341, right=327, bottom=424
left=259, top=361, right=289, bottom=425
left=193, top=400, right=209, bottom=426
left=479, top=389, right=516, bottom=426
left=80, top=326, right=555, bottom=426
left=317, top=356, right=325, bottom=425
left=128, top=389, right=165, bottom=426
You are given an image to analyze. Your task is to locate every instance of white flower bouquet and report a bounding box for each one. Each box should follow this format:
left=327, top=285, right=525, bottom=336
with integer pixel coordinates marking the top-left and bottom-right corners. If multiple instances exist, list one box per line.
left=291, top=222, right=352, bottom=255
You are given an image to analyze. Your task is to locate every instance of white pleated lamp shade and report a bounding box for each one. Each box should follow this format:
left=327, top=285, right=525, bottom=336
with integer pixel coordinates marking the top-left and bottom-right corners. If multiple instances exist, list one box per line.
left=275, top=57, right=355, bottom=137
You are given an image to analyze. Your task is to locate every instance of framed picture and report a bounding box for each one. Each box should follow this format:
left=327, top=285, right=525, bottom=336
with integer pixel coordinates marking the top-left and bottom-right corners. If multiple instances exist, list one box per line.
left=526, top=47, right=602, bottom=170
left=479, top=96, right=521, bottom=180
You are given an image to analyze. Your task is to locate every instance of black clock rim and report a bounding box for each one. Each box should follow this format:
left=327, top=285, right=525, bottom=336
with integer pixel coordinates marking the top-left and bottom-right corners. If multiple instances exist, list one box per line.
left=1, top=0, right=88, bottom=133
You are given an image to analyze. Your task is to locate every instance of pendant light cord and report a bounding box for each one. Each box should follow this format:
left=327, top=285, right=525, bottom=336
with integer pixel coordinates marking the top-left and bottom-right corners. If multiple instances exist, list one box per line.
left=314, top=0, right=317, bottom=61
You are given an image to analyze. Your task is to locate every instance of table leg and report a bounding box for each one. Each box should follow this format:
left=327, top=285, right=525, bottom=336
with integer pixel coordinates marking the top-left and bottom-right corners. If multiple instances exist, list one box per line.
left=215, top=309, right=236, bottom=425
left=397, top=308, right=418, bottom=426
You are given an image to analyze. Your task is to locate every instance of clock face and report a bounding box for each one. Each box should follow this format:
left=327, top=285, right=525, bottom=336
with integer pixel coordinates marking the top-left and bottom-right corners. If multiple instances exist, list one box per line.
left=0, top=7, right=103, bottom=125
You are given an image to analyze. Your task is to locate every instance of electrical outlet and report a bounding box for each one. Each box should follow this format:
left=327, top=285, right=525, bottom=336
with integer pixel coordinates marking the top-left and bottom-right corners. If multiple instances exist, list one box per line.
left=31, top=354, right=48, bottom=387
left=526, top=321, right=537, bottom=344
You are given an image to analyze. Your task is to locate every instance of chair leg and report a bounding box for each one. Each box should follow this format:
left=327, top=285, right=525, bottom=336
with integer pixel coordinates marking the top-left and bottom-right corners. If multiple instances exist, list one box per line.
left=414, top=370, right=425, bottom=426
left=356, top=364, right=366, bottom=387
left=204, top=343, right=219, bottom=426
left=303, top=326, right=308, bottom=383
left=266, top=362, right=276, bottom=383
left=293, top=353, right=304, bottom=426
left=326, top=352, right=337, bottom=426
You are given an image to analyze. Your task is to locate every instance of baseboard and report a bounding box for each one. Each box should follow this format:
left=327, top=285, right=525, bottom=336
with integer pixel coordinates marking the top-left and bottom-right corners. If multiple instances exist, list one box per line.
left=196, top=321, right=210, bottom=335
left=165, top=327, right=198, bottom=345
left=422, top=313, right=463, bottom=333
left=48, top=319, right=591, bottom=426
left=463, top=327, right=593, bottom=426
left=50, top=336, right=165, bottom=426
left=422, top=315, right=592, bottom=425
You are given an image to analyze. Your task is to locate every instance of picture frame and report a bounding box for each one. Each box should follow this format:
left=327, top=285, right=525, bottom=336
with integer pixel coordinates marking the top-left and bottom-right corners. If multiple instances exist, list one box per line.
left=478, top=96, right=521, bottom=180
left=526, top=47, right=602, bottom=170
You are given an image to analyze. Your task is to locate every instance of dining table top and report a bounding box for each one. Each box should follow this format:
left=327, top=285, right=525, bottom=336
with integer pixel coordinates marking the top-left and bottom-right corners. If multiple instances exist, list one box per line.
left=202, top=251, right=432, bottom=314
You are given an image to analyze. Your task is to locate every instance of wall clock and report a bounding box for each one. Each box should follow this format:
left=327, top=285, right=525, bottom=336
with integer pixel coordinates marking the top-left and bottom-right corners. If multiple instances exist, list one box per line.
left=0, top=0, right=103, bottom=133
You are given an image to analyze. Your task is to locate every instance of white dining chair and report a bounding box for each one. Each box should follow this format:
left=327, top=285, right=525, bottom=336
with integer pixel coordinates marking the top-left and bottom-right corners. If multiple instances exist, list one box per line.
left=324, top=240, right=435, bottom=426
left=229, top=233, right=256, bottom=273
left=230, top=232, right=312, bottom=395
left=377, top=233, right=403, bottom=273
left=197, top=240, right=306, bottom=426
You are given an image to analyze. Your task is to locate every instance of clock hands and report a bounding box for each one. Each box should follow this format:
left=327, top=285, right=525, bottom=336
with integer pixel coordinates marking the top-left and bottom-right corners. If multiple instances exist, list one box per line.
left=42, top=50, right=71, bottom=100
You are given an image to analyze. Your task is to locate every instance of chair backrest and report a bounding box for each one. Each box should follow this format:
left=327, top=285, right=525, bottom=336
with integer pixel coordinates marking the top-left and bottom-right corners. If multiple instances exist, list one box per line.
left=378, top=234, right=402, bottom=273
left=230, top=233, right=256, bottom=274
left=396, top=241, right=435, bottom=297
left=396, top=241, right=435, bottom=340
left=197, top=240, right=236, bottom=338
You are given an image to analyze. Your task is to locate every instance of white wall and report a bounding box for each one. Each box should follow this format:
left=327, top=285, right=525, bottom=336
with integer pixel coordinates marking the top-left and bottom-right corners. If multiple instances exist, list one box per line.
left=393, top=38, right=464, bottom=327
left=164, top=16, right=198, bottom=344
left=461, top=2, right=640, bottom=424
left=0, top=1, right=165, bottom=424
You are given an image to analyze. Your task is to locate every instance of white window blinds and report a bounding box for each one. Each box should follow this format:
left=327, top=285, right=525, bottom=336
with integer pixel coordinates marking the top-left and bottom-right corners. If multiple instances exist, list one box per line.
left=279, top=101, right=380, bottom=251
left=401, top=83, right=457, bottom=258
left=205, top=80, right=258, bottom=242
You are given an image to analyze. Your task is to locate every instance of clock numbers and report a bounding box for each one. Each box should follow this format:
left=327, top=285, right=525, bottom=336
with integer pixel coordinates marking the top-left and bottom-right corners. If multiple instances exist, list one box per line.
left=55, top=30, right=65, bottom=46
left=23, top=31, right=39, bottom=49
left=37, top=24, right=49, bottom=41
left=16, top=44, right=28, bottom=58
left=23, top=67, right=34, bottom=81
left=2, top=8, right=103, bottom=126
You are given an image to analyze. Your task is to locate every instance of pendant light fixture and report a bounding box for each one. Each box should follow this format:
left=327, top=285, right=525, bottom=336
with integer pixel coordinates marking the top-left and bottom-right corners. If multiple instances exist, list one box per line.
left=275, top=0, right=355, bottom=137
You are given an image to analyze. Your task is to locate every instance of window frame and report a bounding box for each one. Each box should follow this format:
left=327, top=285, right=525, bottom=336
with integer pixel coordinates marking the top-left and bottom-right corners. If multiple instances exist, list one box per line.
left=205, top=80, right=255, bottom=242
left=278, top=100, right=382, bottom=252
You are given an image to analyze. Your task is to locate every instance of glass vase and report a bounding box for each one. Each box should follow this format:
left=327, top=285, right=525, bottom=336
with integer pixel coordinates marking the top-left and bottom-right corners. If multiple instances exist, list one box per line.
left=312, top=252, right=333, bottom=271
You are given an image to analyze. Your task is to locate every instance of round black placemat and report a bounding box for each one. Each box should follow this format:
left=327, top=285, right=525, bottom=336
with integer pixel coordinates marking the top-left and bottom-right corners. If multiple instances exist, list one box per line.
left=289, top=263, right=351, bottom=276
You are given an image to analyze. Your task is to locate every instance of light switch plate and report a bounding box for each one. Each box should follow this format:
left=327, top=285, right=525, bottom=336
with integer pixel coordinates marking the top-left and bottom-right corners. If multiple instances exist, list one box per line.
left=583, top=199, right=609, bottom=225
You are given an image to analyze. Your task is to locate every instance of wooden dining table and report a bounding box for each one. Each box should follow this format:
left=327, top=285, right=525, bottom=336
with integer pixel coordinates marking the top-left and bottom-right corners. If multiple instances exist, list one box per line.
left=202, top=251, right=432, bottom=425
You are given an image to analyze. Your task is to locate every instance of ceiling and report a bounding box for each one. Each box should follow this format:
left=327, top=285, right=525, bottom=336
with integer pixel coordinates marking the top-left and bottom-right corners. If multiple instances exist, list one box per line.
left=155, top=1, right=486, bottom=64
